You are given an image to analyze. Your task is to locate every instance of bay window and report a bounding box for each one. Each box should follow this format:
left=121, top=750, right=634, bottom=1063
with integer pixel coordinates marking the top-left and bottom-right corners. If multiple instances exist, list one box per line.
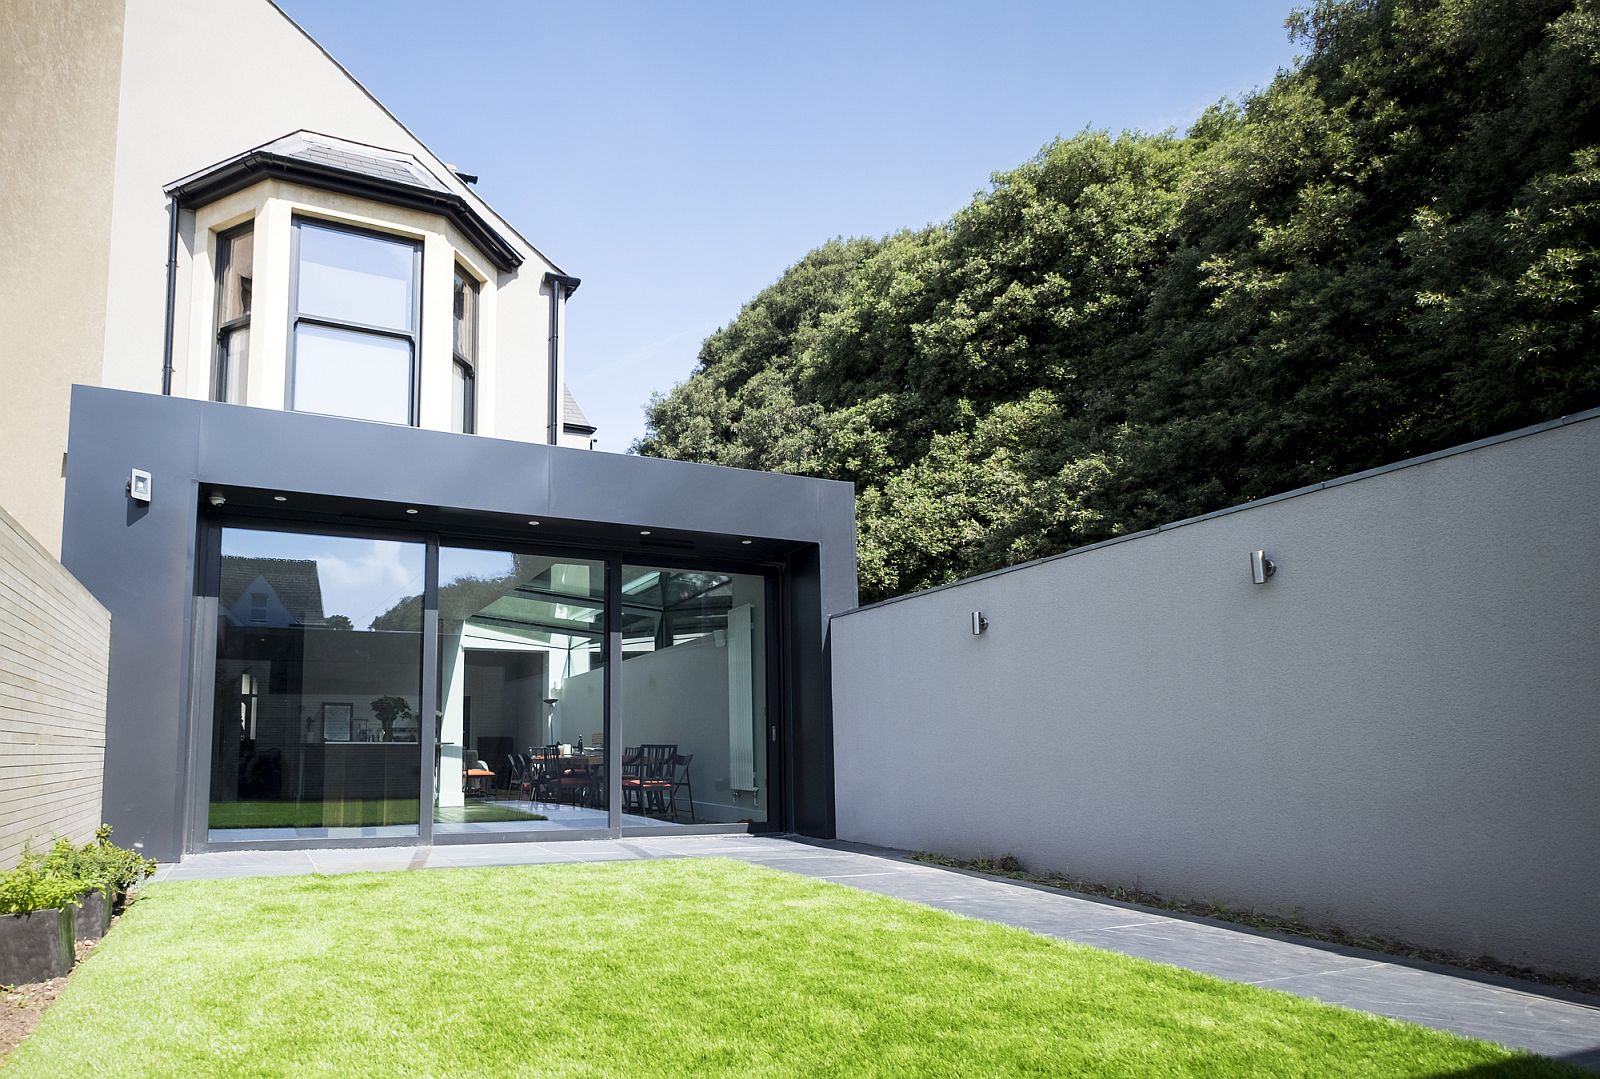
left=452, top=266, right=478, bottom=434
left=212, top=225, right=253, bottom=404
left=289, top=218, right=421, bottom=425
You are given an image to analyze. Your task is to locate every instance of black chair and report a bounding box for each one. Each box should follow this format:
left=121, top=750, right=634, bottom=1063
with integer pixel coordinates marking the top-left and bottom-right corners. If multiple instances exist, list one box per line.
left=634, top=744, right=678, bottom=815
left=529, top=745, right=562, bottom=804
left=620, top=746, right=644, bottom=814
left=662, top=753, right=696, bottom=822
left=504, top=753, right=527, bottom=797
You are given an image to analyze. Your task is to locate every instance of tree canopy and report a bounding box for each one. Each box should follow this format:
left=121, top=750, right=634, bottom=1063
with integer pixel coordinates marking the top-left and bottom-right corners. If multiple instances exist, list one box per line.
left=636, top=0, right=1600, bottom=603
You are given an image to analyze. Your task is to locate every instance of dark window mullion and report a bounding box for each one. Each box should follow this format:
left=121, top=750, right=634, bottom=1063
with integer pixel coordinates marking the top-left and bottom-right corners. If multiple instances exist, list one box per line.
left=295, top=313, right=417, bottom=342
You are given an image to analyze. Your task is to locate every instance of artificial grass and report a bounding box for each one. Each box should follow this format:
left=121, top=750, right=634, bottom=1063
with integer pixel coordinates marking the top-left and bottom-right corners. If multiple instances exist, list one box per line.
left=208, top=799, right=545, bottom=828
left=2, top=860, right=1578, bottom=1078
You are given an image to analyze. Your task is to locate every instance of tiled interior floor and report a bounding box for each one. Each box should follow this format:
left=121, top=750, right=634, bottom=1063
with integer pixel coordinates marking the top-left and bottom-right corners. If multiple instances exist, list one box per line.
left=151, top=835, right=1600, bottom=1071
left=208, top=798, right=692, bottom=842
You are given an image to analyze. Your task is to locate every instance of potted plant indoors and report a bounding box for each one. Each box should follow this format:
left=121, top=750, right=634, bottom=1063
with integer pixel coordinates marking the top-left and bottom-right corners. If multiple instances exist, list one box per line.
left=370, top=695, right=414, bottom=742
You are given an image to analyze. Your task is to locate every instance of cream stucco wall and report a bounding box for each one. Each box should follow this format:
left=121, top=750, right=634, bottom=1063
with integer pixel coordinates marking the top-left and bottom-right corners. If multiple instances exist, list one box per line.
left=0, top=0, right=126, bottom=555
left=3, top=0, right=576, bottom=553
left=105, top=0, right=560, bottom=388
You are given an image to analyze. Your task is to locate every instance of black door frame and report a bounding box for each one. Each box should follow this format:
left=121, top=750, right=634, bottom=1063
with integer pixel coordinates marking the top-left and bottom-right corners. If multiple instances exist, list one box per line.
left=187, top=515, right=788, bottom=854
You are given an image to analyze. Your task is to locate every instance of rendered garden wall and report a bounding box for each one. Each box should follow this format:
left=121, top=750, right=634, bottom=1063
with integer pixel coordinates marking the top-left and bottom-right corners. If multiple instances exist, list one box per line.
left=832, top=409, right=1600, bottom=978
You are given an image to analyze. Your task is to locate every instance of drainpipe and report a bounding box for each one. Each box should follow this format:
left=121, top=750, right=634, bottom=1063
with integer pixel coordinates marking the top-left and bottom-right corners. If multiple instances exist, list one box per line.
left=160, top=196, right=179, bottom=395
left=542, top=272, right=581, bottom=445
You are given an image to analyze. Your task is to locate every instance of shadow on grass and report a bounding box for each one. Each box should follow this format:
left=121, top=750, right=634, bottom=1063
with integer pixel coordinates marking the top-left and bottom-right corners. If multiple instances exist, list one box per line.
left=1426, top=1050, right=1599, bottom=1077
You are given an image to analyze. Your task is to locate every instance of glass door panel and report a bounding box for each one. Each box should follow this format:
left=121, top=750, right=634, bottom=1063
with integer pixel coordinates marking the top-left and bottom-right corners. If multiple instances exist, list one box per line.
left=208, top=528, right=425, bottom=841
left=435, top=547, right=607, bottom=834
left=619, top=565, right=770, bottom=830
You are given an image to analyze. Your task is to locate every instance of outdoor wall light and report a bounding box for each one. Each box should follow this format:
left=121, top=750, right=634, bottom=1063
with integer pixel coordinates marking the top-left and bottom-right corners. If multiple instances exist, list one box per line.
left=127, top=468, right=152, bottom=503
left=971, top=610, right=989, bottom=636
left=1250, top=549, right=1278, bottom=585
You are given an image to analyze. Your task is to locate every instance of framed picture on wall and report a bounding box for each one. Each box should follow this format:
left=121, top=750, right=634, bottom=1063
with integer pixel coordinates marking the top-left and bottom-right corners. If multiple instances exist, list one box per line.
left=321, top=702, right=353, bottom=742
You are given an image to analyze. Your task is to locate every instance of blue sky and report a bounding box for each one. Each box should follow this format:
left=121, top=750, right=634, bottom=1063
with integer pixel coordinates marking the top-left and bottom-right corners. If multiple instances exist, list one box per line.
left=278, top=1, right=1301, bottom=452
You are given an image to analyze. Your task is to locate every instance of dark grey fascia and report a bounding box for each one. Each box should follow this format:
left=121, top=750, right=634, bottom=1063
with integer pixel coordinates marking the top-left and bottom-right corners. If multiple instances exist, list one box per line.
left=165, top=153, right=523, bottom=273
left=60, top=387, right=857, bottom=862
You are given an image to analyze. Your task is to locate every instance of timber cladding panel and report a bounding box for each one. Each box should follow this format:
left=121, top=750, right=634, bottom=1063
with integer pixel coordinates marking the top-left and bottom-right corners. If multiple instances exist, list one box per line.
left=0, top=503, right=110, bottom=869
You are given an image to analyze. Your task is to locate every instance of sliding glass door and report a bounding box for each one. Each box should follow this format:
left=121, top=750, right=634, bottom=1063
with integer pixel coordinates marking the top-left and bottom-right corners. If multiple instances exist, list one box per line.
left=619, top=565, right=771, bottom=830
left=434, top=546, right=606, bottom=835
left=202, top=526, right=778, bottom=846
left=208, top=527, right=425, bottom=841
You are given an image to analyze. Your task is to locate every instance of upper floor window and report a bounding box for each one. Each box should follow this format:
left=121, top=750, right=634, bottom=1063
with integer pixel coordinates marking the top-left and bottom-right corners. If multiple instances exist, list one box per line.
left=213, top=225, right=253, bottom=404
left=452, top=266, right=478, bottom=434
left=289, top=218, right=420, bottom=425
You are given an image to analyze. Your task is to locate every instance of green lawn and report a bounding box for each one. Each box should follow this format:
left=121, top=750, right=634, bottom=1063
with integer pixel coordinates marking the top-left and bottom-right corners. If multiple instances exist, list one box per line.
left=208, top=799, right=545, bottom=828
left=2, top=859, right=1578, bottom=1078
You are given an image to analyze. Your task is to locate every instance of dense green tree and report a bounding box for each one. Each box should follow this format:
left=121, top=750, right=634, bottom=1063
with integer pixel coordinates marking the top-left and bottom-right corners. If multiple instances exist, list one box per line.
left=637, top=0, right=1600, bottom=603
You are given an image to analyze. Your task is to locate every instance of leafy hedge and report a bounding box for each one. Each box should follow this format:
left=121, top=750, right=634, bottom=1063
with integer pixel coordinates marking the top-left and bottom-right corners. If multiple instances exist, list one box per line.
left=637, top=0, right=1600, bottom=602
left=0, top=825, right=157, bottom=916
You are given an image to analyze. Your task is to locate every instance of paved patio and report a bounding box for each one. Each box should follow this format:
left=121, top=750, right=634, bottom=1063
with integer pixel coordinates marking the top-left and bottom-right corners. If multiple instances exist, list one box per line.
left=153, top=834, right=1600, bottom=1070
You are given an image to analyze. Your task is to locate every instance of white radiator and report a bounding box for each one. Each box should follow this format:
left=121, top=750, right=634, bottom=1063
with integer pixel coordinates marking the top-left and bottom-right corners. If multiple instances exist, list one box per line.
left=727, top=604, right=757, bottom=793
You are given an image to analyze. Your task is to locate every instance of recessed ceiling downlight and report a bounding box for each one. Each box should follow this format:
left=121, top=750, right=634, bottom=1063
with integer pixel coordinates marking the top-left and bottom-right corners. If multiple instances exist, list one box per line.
left=273, top=495, right=287, bottom=502
left=640, top=530, right=652, bottom=536
left=405, top=508, right=419, bottom=515
left=528, top=520, right=541, bottom=526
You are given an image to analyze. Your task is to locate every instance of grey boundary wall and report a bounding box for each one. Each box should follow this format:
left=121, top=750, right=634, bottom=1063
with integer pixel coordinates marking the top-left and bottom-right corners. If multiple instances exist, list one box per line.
left=831, top=409, right=1600, bottom=978
left=0, top=504, right=110, bottom=868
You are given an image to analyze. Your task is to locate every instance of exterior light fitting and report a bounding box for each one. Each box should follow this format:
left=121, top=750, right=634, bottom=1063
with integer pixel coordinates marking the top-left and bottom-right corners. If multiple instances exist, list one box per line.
left=207, top=491, right=226, bottom=508
left=1250, top=550, right=1277, bottom=584
left=528, top=519, right=540, bottom=526
left=128, top=468, right=152, bottom=503
left=405, top=508, right=419, bottom=515
left=971, top=610, right=989, bottom=636
left=273, top=495, right=287, bottom=502
left=741, top=539, right=753, bottom=545
left=639, top=529, right=652, bottom=536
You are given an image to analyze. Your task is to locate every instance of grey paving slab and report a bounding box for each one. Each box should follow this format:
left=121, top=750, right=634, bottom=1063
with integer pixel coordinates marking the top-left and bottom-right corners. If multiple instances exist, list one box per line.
left=1254, top=961, right=1600, bottom=1068
left=147, top=834, right=1600, bottom=1069
left=1076, top=919, right=1389, bottom=986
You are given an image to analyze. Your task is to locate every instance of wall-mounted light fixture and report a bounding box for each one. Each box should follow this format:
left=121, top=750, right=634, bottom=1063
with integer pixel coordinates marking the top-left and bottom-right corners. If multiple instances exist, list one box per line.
left=971, top=610, right=989, bottom=636
left=1250, top=550, right=1277, bottom=585
left=127, top=468, right=152, bottom=503
left=207, top=491, right=226, bottom=508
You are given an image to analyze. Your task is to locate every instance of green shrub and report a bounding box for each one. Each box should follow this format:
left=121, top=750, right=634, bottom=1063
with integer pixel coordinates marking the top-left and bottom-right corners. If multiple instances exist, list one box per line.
left=0, top=862, right=86, bottom=916
left=0, top=824, right=156, bottom=915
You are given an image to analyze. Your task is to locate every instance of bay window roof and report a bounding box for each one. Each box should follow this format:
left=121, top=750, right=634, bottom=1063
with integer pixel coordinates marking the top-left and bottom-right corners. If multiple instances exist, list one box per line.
left=164, top=131, right=523, bottom=272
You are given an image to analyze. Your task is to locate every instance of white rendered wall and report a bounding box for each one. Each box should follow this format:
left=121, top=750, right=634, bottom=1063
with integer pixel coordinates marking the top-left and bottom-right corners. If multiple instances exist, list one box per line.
left=832, top=412, right=1600, bottom=978
left=104, top=0, right=562, bottom=439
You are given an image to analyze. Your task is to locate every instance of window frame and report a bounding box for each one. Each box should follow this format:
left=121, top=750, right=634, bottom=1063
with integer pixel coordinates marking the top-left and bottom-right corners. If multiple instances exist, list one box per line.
left=286, top=215, right=424, bottom=426
left=211, top=222, right=254, bottom=404
left=451, top=264, right=480, bottom=434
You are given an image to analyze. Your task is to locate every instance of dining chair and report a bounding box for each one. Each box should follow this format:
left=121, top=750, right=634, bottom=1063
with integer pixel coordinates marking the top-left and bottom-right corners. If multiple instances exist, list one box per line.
left=620, top=746, right=643, bottom=814
left=667, top=753, right=695, bottom=822
left=530, top=745, right=562, bottom=804
left=504, top=753, right=526, bottom=797
left=640, top=753, right=696, bottom=822
left=637, top=744, right=678, bottom=815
